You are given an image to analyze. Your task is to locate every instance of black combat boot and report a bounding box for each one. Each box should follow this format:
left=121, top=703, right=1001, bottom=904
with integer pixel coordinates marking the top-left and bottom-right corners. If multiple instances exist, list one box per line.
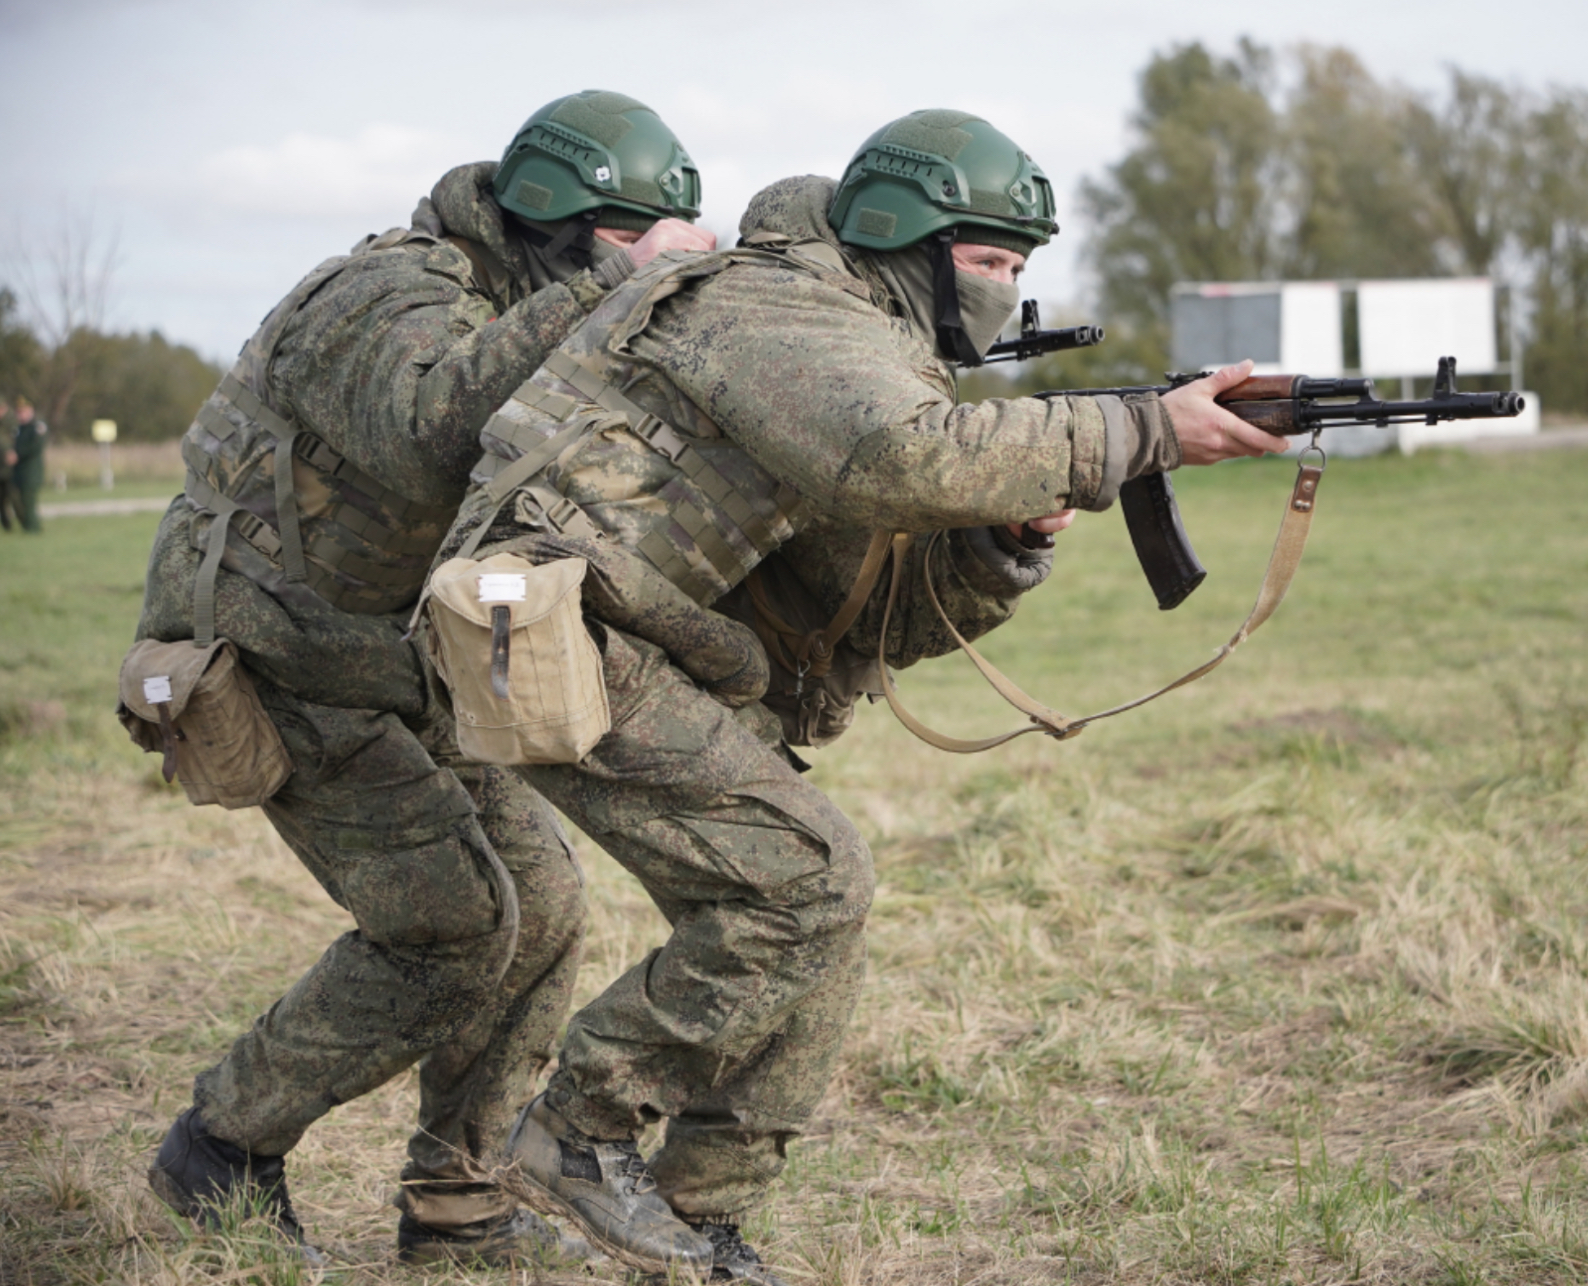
left=147, top=1107, right=327, bottom=1269
left=685, top=1220, right=789, bottom=1285
left=396, top=1206, right=598, bottom=1267
left=504, top=1093, right=713, bottom=1274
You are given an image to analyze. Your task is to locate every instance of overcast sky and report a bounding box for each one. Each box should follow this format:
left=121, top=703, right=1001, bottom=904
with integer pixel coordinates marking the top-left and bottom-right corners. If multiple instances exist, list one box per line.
left=2, top=0, right=1584, bottom=361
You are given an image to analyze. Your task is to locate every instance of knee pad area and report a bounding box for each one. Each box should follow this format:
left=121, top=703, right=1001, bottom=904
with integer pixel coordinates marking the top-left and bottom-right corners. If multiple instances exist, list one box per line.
left=801, top=818, right=874, bottom=928
left=337, top=820, right=517, bottom=959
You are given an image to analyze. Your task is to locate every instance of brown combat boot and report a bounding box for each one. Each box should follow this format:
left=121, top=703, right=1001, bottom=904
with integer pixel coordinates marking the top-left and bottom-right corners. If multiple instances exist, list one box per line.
left=504, top=1094, right=713, bottom=1274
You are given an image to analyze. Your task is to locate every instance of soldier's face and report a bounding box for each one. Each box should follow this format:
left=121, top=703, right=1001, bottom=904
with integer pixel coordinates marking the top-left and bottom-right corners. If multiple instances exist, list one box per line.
left=951, top=243, right=1026, bottom=285
left=593, top=227, right=643, bottom=248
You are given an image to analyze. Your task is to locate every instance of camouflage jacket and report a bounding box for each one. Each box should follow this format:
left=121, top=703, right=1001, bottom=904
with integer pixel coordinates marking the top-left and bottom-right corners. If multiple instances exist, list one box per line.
left=138, top=163, right=627, bottom=714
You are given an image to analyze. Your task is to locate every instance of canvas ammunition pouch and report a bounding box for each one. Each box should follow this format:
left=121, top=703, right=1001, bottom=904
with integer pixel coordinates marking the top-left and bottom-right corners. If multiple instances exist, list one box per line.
left=117, top=637, right=292, bottom=808
left=179, top=227, right=484, bottom=642
left=421, top=551, right=610, bottom=766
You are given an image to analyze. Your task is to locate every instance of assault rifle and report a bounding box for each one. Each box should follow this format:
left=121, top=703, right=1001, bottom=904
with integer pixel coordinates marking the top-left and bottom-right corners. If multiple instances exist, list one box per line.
left=983, top=301, right=1105, bottom=364
left=1026, top=352, right=1525, bottom=610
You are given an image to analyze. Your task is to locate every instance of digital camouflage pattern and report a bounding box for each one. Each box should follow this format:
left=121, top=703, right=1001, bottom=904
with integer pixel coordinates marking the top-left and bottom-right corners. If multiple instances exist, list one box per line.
left=137, top=162, right=627, bottom=1229
left=527, top=621, right=872, bottom=1221
left=429, top=174, right=1183, bottom=1219
left=194, top=674, right=584, bottom=1227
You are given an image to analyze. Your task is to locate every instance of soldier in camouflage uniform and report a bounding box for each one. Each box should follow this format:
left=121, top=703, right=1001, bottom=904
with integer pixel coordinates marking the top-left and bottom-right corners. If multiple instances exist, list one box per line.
left=135, top=91, right=716, bottom=1267
left=423, top=110, right=1284, bottom=1281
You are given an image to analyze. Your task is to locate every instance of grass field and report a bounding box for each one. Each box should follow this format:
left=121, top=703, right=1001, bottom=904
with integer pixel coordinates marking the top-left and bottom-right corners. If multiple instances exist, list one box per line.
left=2, top=446, right=1586, bottom=1285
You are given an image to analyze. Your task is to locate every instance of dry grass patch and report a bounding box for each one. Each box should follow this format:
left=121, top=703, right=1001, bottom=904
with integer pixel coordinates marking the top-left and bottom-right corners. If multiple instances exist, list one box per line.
left=4, top=449, right=1588, bottom=1284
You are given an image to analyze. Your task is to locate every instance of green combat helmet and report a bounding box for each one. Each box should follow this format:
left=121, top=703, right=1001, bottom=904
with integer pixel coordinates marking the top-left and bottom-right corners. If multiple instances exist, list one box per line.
left=829, top=110, right=1056, bottom=254
left=829, top=110, right=1057, bottom=364
left=495, top=90, right=701, bottom=261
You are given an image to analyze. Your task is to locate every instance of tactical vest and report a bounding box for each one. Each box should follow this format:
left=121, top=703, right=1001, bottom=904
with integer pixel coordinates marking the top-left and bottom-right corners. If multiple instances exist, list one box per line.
left=460, top=239, right=868, bottom=605
left=180, top=226, right=485, bottom=644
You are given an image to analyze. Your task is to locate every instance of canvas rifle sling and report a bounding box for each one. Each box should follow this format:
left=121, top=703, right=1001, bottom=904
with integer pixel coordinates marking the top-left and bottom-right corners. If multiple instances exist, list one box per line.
left=876, top=456, right=1326, bottom=752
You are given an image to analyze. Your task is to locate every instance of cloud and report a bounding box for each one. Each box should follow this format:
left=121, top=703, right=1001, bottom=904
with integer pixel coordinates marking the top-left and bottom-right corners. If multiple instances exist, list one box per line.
left=194, top=124, right=481, bottom=220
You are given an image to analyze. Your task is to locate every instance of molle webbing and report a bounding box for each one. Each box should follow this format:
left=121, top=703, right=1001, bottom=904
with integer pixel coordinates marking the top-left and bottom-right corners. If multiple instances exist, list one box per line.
left=183, top=373, right=454, bottom=630
left=455, top=413, right=602, bottom=564
left=210, top=373, right=308, bottom=583
left=539, top=348, right=801, bottom=600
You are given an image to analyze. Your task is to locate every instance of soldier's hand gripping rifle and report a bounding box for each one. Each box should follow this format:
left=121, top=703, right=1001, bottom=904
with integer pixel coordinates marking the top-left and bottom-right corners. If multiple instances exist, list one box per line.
left=1029, top=353, right=1525, bottom=609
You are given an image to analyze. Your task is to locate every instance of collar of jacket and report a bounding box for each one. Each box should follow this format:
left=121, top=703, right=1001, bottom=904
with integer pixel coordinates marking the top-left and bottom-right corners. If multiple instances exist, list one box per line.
left=411, top=162, right=538, bottom=303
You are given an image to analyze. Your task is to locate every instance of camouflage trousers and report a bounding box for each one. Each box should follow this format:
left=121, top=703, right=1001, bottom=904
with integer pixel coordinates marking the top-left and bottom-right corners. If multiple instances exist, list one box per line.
left=193, top=669, right=586, bottom=1232
left=524, top=622, right=874, bottom=1220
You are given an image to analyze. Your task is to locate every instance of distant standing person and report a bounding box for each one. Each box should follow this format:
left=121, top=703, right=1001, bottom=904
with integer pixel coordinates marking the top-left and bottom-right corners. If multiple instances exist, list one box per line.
left=0, top=396, right=17, bottom=531
left=10, top=399, right=46, bottom=533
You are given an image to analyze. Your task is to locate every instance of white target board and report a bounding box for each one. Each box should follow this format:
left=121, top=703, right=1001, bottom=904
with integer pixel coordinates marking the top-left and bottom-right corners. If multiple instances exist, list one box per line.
left=1279, top=282, right=1343, bottom=375
left=1171, top=282, right=1342, bottom=376
left=1358, top=278, right=1496, bottom=376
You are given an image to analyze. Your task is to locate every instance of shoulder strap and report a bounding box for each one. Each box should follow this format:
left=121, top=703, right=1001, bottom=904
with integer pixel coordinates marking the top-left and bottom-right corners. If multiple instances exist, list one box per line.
left=217, top=373, right=307, bottom=585
left=744, top=530, right=893, bottom=679
left=876, top=458, right=1326, bottom=751
left=404, top=411, right=601, bottom=637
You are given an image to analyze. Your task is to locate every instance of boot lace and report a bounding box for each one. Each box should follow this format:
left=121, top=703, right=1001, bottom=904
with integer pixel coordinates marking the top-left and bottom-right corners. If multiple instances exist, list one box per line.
left=615, top=1143, right=658, bottom=1196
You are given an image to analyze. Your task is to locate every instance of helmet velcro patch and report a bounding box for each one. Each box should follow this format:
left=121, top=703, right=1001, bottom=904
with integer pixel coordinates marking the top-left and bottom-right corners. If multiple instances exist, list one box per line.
left=582, top=90, right=646, bottom=116
left=968, top=188, right=1015, bottom=217
left=619, top=176, right=664, bottom=209
left=882, top=112, right=978, bottom=161
left=552, top=98, right=634, bottom=149
left=856, top=209, right=898, bottom=240
left=515, top=180, right=554, bottom=212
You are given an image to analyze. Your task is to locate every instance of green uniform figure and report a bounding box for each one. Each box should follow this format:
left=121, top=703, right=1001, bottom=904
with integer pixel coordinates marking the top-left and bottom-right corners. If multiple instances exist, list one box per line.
left=135, top=91, right=711, bottom=1267
left=10, top=401, right=47, bottom=532
left=421, top=110, right=1210, bottom=1282
left=0, top=398, right=17, bottom=531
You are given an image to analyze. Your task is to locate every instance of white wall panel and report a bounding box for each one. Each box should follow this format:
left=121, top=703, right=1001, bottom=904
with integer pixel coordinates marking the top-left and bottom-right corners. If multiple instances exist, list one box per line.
left=1279, top=282, right=1343, bottom=375
left=1358, top=278, right=1497, bottom=376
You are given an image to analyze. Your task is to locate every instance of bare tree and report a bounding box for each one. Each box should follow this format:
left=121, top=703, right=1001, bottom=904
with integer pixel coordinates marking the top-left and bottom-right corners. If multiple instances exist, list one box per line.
left=5, top=205, right=121, bottom=425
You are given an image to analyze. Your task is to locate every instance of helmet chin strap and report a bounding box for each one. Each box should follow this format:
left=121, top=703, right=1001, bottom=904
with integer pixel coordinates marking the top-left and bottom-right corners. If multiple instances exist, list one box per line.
left=931, top=230, right=983, bottom=368
left=537, top=210, right=601, bottom=269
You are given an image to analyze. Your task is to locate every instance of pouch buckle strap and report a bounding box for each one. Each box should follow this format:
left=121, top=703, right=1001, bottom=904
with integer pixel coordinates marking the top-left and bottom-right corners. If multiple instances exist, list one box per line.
left=154, top=701, right=186, bottom=783
left=490, top=605, right=512, bottom=699
left=213, top=372, right=306, bottom=581
left=293, top=434, right=452, bottom=524
left=192, top=495, right=247, bottom=650
left=450, top=417, right=601, bottom=569
left=185, top=470, right=283, bottom=561
left=525, top=486, right=600, bottom=539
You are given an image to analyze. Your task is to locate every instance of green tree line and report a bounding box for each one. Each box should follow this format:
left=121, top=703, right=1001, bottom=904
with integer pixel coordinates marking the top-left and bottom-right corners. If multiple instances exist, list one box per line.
left=982, top=41, right=1588, bottom=414
left=0, top=287, right=223, bottom=441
